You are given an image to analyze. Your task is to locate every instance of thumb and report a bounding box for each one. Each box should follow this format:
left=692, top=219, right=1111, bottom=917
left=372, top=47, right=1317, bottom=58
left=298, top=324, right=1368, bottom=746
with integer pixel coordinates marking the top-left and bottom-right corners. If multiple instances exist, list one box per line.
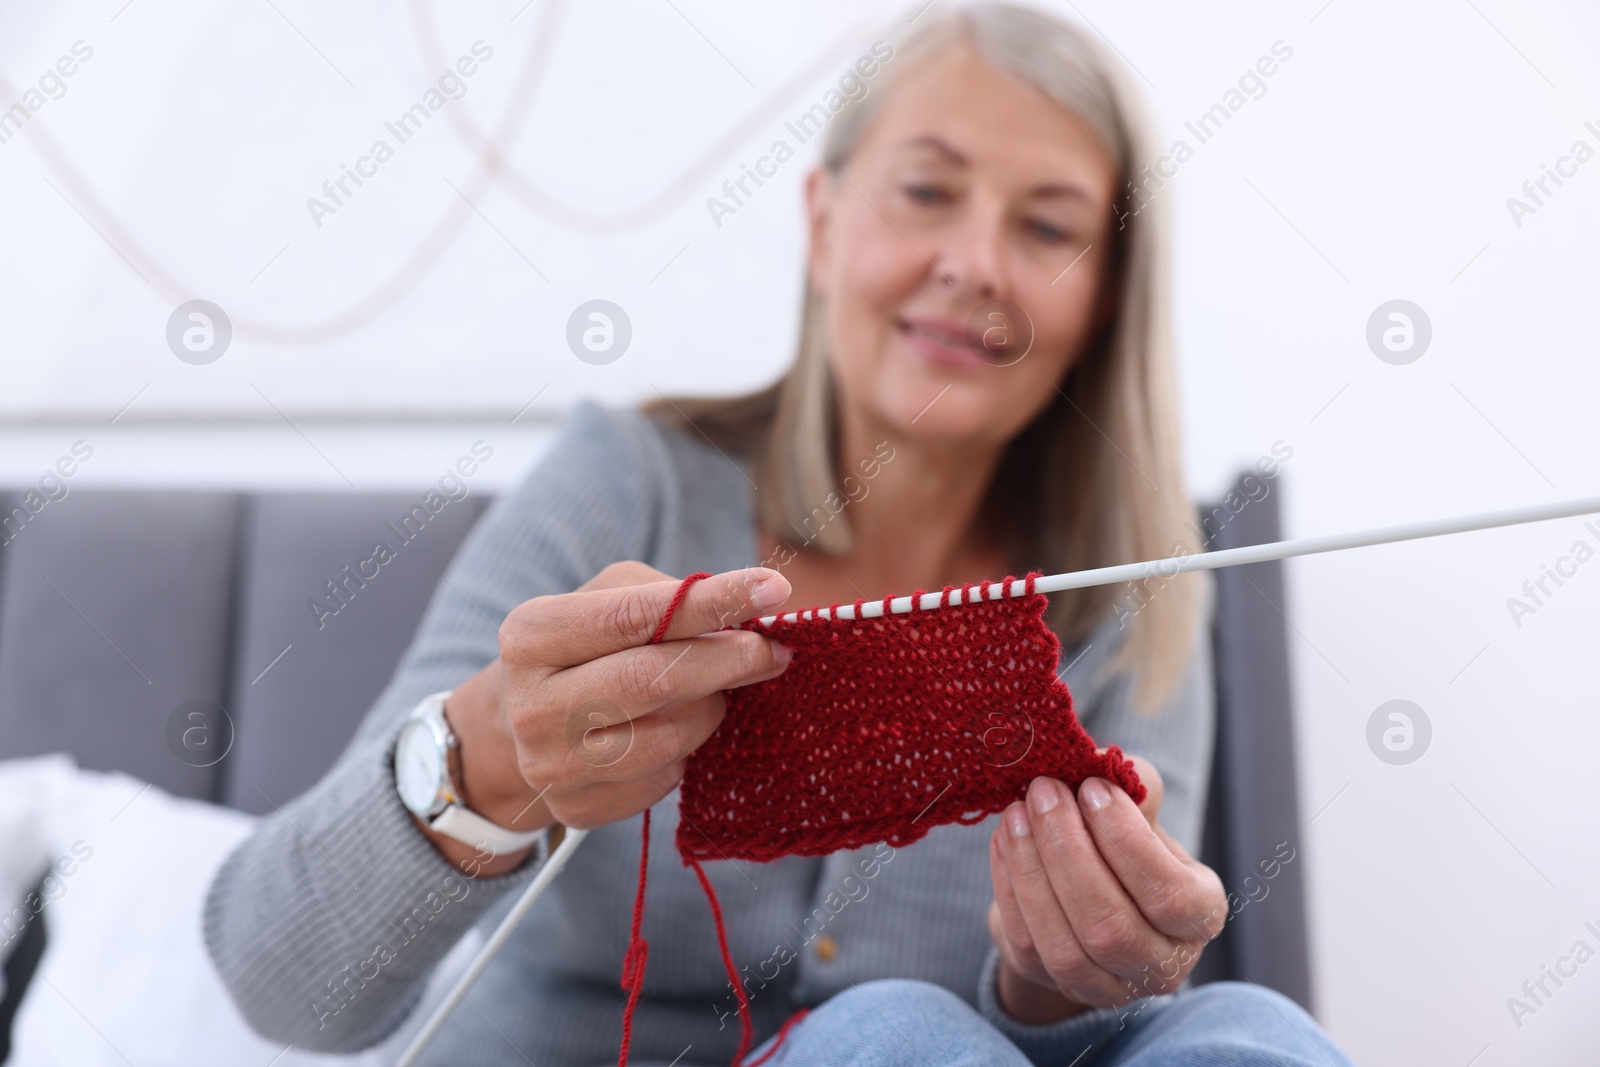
left=1095, top=746, right=1163, bottom=829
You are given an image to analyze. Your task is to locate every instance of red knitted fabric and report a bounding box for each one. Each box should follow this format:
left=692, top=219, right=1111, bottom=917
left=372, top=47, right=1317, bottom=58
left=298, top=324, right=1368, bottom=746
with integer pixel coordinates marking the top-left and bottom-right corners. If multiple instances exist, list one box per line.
left=677, top=573, right=1145, bottom=863
left=619, top=571, right=1145, bottom=1067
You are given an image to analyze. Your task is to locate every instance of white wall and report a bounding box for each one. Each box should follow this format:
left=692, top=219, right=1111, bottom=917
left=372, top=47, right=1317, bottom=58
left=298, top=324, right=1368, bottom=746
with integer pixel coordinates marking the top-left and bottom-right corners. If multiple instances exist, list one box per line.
left=3, top=1, right=1599, bottom=1061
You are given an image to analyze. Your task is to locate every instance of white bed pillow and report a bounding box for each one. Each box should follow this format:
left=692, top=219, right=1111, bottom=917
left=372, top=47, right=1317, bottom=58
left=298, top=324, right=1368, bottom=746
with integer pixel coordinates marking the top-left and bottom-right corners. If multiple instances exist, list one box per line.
left=0, top=755, right=482, bottom=1066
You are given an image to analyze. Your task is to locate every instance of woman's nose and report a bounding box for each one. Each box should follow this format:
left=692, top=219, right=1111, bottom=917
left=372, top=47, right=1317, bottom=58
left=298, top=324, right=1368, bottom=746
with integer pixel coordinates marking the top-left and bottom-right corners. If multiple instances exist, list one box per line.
left=933, top=205, right=1007, bottom=299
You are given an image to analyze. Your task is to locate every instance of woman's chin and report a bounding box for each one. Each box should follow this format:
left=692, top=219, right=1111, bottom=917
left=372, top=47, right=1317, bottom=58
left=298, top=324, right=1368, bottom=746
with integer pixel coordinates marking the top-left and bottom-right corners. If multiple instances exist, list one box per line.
left=839, top=353, right=1034, bottom=449
left=872, top=387, right=1013, bottom=450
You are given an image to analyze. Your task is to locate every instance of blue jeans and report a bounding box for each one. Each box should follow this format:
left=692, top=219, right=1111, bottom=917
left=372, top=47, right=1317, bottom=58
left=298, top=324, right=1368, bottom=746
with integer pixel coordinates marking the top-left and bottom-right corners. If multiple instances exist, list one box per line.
left=750, top=979, right=1357, bottom=1067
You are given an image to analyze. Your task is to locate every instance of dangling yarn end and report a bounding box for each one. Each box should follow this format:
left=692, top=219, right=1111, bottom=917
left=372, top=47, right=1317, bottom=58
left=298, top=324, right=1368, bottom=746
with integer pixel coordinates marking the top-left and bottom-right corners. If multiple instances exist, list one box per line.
left=616, top=806, right=653, bottom=1067
left=690, top=858, right=754, bottom=1065
left=742, top=1007, right=810, bottom=1066
left=617, top=572, right=711, bottom=1067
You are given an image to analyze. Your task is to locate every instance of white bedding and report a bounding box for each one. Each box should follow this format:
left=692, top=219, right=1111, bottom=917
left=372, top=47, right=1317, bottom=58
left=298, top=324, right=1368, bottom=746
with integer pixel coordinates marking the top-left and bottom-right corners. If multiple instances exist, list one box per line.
left=0, top=755, right=481, bottom=1066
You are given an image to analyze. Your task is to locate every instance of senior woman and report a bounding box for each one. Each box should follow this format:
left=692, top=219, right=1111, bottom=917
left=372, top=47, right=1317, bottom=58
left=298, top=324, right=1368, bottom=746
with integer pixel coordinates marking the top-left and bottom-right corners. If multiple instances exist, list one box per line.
left=206, top=5, right=1355, bottom=1065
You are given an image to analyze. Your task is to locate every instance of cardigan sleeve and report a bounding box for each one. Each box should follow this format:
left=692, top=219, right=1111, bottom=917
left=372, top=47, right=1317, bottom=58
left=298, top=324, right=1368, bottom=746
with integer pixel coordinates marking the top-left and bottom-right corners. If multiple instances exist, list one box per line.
left=202, top=402, right=672, bottom=1052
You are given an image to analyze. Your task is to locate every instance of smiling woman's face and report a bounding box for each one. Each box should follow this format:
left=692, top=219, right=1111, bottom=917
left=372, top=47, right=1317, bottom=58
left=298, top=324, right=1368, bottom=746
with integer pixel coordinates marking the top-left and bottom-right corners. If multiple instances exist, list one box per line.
left=807, top=44, right=1121, bottom=450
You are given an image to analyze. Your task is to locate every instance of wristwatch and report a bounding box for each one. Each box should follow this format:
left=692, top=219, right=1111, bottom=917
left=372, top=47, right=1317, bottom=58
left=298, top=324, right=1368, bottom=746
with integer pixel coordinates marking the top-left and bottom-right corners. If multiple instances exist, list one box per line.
left=393, top=690, right=547, bottom=855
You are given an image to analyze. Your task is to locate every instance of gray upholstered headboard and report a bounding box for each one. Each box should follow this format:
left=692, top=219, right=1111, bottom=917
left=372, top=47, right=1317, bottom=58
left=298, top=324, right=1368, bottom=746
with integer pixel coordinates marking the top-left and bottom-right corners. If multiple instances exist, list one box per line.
left=0, top=490, right=489, bottom=814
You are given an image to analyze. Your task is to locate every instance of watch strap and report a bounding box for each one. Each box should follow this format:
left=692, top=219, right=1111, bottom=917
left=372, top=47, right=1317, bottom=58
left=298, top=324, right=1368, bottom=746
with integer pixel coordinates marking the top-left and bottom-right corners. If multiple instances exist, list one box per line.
left=429, top=803, right=548, bottom=855
left=404, top=689, right=548, bottom=855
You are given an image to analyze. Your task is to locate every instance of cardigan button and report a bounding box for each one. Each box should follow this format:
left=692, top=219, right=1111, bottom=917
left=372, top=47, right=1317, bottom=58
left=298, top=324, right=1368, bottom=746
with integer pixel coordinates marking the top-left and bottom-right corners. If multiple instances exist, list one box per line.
left=813, top=934, right=839, bottom=962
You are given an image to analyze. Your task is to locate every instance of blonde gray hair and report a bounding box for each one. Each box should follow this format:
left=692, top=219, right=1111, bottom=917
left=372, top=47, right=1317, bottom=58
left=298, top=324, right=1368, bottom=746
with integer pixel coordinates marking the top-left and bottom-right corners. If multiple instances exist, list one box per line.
left=649, top=1, right=1202, bottom=712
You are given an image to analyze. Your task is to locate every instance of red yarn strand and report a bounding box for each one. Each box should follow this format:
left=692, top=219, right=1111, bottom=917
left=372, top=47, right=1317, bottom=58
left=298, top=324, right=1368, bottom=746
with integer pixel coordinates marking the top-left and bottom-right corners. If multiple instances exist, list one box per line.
left=691, top=858, right=755, bottom=1064
left=742, top=1007, right=811, bottom=1066
left=616, top=807, right=651, bottom=1067
left=617, top=572, right=711, bottom=1067
left=649, top=571, right=710, bottom=644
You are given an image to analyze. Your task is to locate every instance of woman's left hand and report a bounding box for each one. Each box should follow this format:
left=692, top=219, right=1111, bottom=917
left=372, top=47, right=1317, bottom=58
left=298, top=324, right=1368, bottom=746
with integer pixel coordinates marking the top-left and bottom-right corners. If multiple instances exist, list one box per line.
left=986, top=752, right=1228, bottom=1024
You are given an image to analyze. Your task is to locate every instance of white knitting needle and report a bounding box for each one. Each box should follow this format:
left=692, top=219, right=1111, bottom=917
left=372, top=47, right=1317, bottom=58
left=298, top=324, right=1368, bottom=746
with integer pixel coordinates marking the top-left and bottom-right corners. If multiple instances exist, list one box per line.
left=399, top=490, right=1600, bottom=1064
left=756, top=493, right=1600, bottom=625
left=395, top=827, right=589, bottom=1067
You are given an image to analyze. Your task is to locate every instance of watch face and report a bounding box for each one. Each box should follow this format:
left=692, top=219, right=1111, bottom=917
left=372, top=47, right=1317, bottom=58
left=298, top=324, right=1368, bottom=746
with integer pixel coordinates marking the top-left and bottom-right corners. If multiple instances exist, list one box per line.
left=395, top=720, right=445, bottom=816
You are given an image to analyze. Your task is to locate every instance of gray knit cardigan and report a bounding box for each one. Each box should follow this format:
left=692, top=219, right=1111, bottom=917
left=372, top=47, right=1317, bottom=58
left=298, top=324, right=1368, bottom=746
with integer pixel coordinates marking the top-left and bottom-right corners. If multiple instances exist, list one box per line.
left=203, top=401, right=1215, bottom=1067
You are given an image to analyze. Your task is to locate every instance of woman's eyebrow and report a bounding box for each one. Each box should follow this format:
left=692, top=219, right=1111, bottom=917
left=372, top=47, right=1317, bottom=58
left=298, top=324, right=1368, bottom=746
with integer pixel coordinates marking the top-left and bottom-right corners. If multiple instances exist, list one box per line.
left=900, top=134, right=1097, bottom=202
left=901, top=134, right=968, bottom=164
left=1031, top=183, right=1094, bottom=202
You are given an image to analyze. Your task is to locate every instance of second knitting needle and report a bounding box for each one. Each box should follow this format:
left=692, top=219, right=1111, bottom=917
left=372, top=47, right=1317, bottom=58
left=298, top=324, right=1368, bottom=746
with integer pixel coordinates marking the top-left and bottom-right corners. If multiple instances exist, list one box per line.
left=756, top=493, right=1600, bottom=626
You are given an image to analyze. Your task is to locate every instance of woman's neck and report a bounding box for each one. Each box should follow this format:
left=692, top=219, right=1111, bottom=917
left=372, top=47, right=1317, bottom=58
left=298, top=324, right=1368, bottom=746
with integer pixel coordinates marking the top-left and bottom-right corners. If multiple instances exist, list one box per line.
left=824, top=403, right=1009, bottom=593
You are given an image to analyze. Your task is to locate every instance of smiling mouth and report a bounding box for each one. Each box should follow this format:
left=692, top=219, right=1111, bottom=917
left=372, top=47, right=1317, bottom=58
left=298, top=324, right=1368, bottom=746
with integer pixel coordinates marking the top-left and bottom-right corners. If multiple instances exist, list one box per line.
left=897, top=317, right=1012, bottom=365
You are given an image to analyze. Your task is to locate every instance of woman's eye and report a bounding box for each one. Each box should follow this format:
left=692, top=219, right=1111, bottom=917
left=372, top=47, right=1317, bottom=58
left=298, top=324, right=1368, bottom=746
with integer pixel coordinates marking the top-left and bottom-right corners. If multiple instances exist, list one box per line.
left=903, top=183, right=948, bottom=206
left=1027, top=219, right=1070, bottom=243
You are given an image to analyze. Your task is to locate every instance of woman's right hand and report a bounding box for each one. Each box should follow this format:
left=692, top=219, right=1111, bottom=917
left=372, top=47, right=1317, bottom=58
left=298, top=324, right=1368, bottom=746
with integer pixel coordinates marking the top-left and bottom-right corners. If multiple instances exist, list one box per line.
left=424, top=562, right=793, bottom=875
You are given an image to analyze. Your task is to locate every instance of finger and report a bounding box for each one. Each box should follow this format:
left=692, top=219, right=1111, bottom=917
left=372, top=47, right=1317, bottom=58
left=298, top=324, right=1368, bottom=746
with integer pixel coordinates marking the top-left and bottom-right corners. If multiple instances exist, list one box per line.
left=988, top=830, right=1052, bottom=990
left=1076, top=775, right=1223, bottom=941
left=579, top=560, right=674, bottom=592
left=1024, top=778, right=1179, bottom=978
left=545, top=758, right=689, bottom=830
left=1124, top=754, right=1164, bottom=827
left=560, top=693, right=728, bottom=782
left=549, top=686, right=728, bottom=785
left=502, top=562, right=670, bottom=675
left=507, top=567, right=791, bottom=668
left=545, top=629, right=791, bottom=728
left=996, top=797, right=1130, bottom=1007
left=1152, top=820, right=1200, bottom=865
left=1095, top=746, right=1163, bottom=828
